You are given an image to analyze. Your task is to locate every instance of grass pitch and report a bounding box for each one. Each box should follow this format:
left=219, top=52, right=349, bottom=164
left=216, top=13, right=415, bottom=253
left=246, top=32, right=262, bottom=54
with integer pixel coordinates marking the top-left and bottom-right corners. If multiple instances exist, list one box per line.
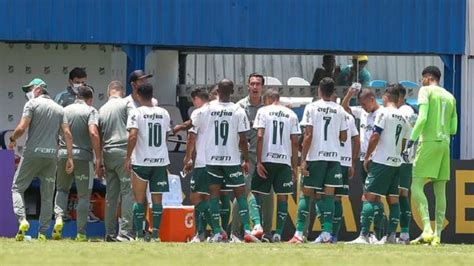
left=0, top=238, right=473, bottom=265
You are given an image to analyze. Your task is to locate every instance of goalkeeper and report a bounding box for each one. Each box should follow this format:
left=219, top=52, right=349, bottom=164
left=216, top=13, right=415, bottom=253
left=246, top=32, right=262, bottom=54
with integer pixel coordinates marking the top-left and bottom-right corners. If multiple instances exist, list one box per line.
left=404, top=66, right=457, bottom=246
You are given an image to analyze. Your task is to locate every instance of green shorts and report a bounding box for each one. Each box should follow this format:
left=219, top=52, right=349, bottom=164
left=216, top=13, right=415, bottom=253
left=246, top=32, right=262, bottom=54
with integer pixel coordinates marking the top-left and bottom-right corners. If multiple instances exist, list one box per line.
left=398, top=163, right=412, bottom=191
left=303, top=160, right=342, bottom=190
left=413, top=141, right=450, bottom=181
left=131, top=165, right=169, bottom=193
left=251, top=162, right=293, bottom=195
left=206, top=165, right=245, bottom=188
left=335, top=166, right=350, bottom=197
left=190, top=167, right=209, bottom=195
left=365, top=162, right=400, bottom=197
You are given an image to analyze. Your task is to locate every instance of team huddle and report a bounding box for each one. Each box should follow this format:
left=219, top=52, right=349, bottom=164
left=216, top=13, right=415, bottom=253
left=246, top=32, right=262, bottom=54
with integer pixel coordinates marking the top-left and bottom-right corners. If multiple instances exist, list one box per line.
left=9, top=66, right=456, bottom=245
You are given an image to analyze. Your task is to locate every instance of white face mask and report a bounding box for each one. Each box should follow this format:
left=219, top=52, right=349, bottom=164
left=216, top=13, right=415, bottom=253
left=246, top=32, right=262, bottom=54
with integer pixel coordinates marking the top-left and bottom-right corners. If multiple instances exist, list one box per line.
left=26, top=91, right=34, bottom=100
left=72, top=83, right=82, bottom=94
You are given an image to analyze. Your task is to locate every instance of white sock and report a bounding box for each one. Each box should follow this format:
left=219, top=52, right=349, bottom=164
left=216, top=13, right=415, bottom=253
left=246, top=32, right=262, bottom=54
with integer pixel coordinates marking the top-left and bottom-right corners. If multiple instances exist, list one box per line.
left=295, top=231, right=303, bottom=238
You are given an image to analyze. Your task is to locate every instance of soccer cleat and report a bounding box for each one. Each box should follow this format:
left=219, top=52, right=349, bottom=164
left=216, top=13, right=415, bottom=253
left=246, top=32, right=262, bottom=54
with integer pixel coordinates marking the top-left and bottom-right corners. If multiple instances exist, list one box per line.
left=368, top=233, right=379, bottom=244
left=150, top=237, right=161, bottom=243
left=244, top=232, right=261, bottom=243
left=272, top=234, right=281, bottom=243
left=345, top=235, right=370, bottom=244
left=375, top=234, right=397, bottom=245
left=410, top=232, right=434, bottom=245
left=75, top=233, right=87, bottom=242
left=189, top=234, right=202, bottom=243
left=116, top=232, right=135, bottom=242
left=15, top=220, right=30, bottom=241
left=209, top=232, right=226, bottom=243
left=311, top=234, right=323, bottom=244
left=251, top=224, right=264, bottom=239
left=229, top=233, right=243, bottom=243
left=37, top=233, right=47, bottom=242
left=261, top=233, right=272, bottom=243
left=330, top=234, right=338, bottom=244
left=287, top=235, right=303, bottom=244
left=430, top=236, right=441, bottom=246
left=320, top=232, right=332, bottom=243
left=105, top=234, right=119, bottom=242
left=52, top=219, right=63, bottom=240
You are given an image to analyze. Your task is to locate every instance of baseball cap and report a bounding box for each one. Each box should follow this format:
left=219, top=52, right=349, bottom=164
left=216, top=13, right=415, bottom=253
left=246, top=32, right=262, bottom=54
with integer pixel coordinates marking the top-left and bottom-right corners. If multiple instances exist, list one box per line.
left=21, top=78, right=48, bottom=93
left=352, top=55, right=369, bottom=62
left=129, top=70, right=153, bottom=83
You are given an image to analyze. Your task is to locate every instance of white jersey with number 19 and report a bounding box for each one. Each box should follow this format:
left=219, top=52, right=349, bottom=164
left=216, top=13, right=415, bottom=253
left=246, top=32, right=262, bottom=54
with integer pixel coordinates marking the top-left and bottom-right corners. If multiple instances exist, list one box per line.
left=192, top=101, right=250, bottom=166
left=301, top=100, right=348, bottom=162
left=126, top=106, right=171, bottom=167
left=253, top=104, right=301, bottom=166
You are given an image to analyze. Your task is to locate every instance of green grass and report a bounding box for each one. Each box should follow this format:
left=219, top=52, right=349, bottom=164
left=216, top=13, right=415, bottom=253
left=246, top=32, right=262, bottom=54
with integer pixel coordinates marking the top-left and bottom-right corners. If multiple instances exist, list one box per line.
left=0, top=238, right=473, bottom=265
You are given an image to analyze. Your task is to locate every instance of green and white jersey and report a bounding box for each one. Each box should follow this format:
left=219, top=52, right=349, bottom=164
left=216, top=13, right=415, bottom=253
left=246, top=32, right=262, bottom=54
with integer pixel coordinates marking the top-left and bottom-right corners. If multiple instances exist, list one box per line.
left=398, top=104, right=416, bottom=164
left=340, top=111, right=359, bottom=167
left=253, top=104, right=301, bottom=166
left=126, top=106, right=171, bottom=167
left=189, top=103, right=209, bottom=168
left=301, top=100, right=348, bottom=162
left=351, top=106, right=384, bottom=161
left=21, top=95, right=64, bottom=159
left=99, top=96, right=131, bottom=153
left=59, top=100, right=99, bottom=161
left=412, top=85, right=457, bottom=143
left=371, top=106, right=410, bottom=167
left=192, top=101, right=250, bottom=166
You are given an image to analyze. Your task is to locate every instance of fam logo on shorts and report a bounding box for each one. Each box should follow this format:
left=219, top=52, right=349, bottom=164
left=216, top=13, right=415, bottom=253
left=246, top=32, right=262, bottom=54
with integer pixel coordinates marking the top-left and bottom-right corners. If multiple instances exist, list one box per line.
left=157, top=181, right=167, bottom=187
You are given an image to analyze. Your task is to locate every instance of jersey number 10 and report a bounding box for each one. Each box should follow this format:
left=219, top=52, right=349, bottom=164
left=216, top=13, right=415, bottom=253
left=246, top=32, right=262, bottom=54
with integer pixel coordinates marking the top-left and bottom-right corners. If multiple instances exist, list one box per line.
left=148, top=122, right=162, bottom=147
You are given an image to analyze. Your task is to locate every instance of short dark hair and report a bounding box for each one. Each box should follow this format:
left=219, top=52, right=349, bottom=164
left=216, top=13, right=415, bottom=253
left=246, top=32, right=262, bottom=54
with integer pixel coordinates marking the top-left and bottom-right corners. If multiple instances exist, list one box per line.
left=137, top=83, right=153, bottom=100
left=319, top=77, right=335, bottom=97
left=69, top=67, right=87, bottom=80
left=384, top=85, right=400, bottom=103
left=322, top=55, right=335, bottom=64
left=393, top=83, right=406, bottom=97
left=262, top=89, right=280, bottom=101
left=248, top=73, right=265, bottom=85
left=218, top=79, right=234, bottom=97
left=77, top=85, right=94, bottom=99
left=422, top=66, right=442, bottom=81
left=191, top=86, right=209, bottom=101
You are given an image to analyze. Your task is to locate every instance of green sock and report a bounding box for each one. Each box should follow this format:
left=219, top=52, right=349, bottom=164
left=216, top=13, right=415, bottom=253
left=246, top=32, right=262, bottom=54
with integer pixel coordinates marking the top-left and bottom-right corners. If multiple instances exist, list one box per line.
left=388, top=203, right=400, bottom=234
left=152, top=203, right=163, bottom=238
left=433, top=181, right=447, bottom=238
left=219, top=195, right=231, bottom=232
left=321, top=195, right=335, bottom=233
left=399, top=195, right=411, bottom=233
left=315, top=198, right=323, bottom=224
left=411, top=178, right=432, bottom=234
left=196, top=201, right=211, bottom=235
left=248, top=193, right=261, bottom=226
left=295, top=195, right=310, bottom=233
left=236, top=196, right=251, bottom=231
left=360, top=201, right=375, bottom=236
left=276, top=201, right=288, bottom=235
left=373, top=202, right=385, bottom=239
left=133, top=203, right=145, bottom=238
left=210, top=197, right=222, bottom=234
left=333, top=200, right=343, bottom=238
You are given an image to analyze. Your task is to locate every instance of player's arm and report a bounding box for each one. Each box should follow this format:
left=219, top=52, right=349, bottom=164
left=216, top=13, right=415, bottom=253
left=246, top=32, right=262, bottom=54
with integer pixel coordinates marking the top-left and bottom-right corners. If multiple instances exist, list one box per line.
left=339, top=111, right=349, bottom=142
left=290, top=134, right=299, bottom=182
left=8, top=117, right=31, bottom=149
left=341, top=87, right=358, bottom=114
left=125, top=128, right=138, bottom=174
left=89, top=123, right=103, bottom=178
left=300, top=125, right=313, bottom=176
left=183, top=132, right=196, bottom=174
left=364, top=129, right=381, bottom=172
left=351, top=134, right=360, bottom=177
left=172, top=120, right=192, bottom=135
left=450, top=102, right=458, bottom=135
left=60, top=123, right=74, bottom=174
left=255, top=128, right=268, bottom=178
left=239, top=131, right=250, bottom=176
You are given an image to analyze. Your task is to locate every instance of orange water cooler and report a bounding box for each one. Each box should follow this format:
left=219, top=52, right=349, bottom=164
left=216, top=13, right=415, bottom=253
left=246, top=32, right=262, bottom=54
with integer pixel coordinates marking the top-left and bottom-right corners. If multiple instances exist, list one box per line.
left=146, top=205, right=195, bottom=242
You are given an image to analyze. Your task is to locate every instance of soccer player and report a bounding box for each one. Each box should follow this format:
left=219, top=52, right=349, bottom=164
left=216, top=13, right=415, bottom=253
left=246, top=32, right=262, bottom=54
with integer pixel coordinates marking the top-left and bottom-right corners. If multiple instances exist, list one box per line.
left=99, top=81, right=135, bottom=242
left=125, top=83, right=171, bottom=241
left=347, top=85, right=410, bottom=244
left=289, top=77, right=348, bottom=244
left=126, top=70, right=158, bottom=108
left=407, top=66, right=457, bottom=246
left=192, top=79, right=257, bottom=242
left=251, top=89, right=300, bottom=242
left=183, top=87, right=213, bottom=242
left=342, top=87, right=385, bottom=241
left=10, top=78, right=74, bottom=241
left=53, top=85, right=102, bottom=241
left=396, top=84, right=417, bottom=244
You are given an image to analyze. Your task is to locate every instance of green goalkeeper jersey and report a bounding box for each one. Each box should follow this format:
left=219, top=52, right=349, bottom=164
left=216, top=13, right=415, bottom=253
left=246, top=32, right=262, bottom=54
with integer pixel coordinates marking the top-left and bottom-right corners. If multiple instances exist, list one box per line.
left=410, top=85, right=457, bottom=143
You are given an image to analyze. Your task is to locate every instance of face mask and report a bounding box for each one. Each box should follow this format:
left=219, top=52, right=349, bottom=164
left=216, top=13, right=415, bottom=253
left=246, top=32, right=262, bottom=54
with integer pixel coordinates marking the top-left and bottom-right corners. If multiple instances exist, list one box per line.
left=26, top=91, right=34, bottom=100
